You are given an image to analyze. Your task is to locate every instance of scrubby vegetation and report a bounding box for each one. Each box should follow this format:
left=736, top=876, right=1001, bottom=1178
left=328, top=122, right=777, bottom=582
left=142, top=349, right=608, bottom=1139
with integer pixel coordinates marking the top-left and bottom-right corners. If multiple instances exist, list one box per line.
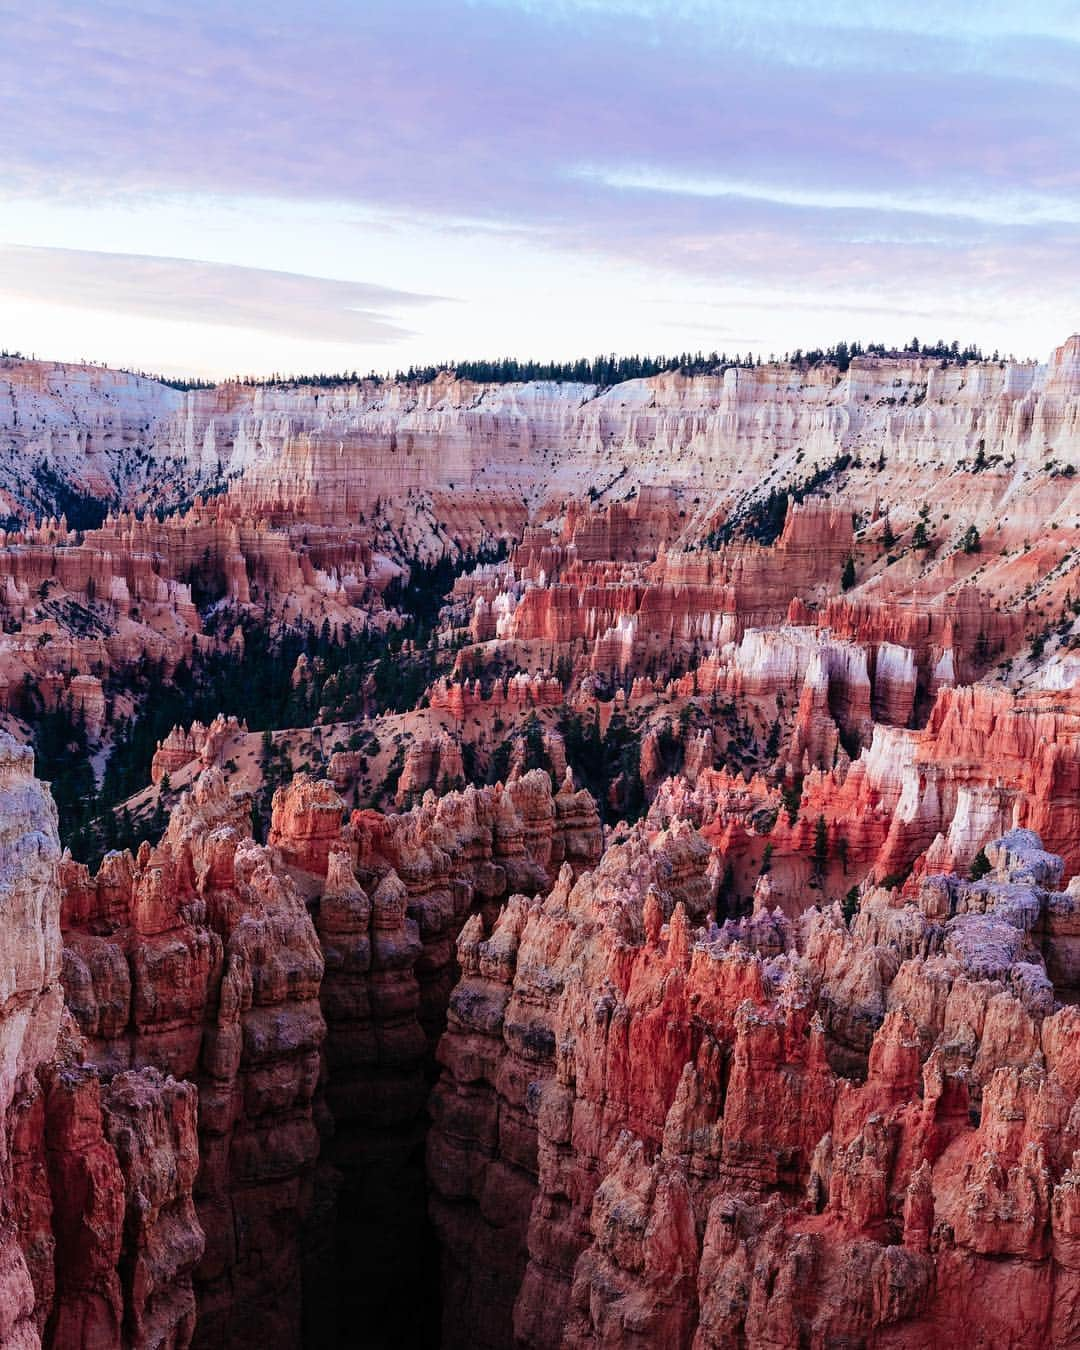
left=705, top=453, right=854, bottom=548
left=31, top=465, right=113, bottom=530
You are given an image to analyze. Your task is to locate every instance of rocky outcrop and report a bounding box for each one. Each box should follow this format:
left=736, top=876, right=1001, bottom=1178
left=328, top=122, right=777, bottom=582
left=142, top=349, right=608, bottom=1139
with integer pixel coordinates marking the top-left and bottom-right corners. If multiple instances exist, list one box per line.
left=803, top=682, right=1080, bottom=893
left=151, top=715, right=247, bottom=785
left=396, top=731, right=466, bottom=804
left=349, top=769, right=603, bottom=1042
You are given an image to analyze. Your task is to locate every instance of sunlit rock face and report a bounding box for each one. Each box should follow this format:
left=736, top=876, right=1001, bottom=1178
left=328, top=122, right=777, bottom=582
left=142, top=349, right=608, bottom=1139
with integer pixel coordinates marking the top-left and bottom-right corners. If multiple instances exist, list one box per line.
left=5, top=341, right=1080, bottom=534
left=430, top=823, right=1080, bottom=1349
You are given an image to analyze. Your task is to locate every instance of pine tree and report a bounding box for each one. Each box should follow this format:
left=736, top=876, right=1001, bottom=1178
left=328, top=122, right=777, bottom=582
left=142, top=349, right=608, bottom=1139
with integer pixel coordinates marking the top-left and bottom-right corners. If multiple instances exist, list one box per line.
left=782, top=779, right=803, bottom=827
left=765, top=720, right=781, bottom=758
left=811, top=814, right=829, bottom=887
left=969, top=847, right=991, bottom=881
left=841, top=556, right=856, bottom=591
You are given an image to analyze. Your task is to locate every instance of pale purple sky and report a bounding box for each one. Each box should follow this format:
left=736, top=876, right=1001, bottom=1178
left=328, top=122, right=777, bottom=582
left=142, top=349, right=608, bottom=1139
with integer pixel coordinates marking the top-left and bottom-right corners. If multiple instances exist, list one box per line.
left=1, top=0, right=1077, bottom=376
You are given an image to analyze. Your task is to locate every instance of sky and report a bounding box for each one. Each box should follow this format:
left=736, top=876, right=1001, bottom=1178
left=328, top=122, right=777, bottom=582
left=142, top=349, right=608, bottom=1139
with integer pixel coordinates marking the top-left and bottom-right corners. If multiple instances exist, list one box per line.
left=0, top=0, right=1077, bottom=378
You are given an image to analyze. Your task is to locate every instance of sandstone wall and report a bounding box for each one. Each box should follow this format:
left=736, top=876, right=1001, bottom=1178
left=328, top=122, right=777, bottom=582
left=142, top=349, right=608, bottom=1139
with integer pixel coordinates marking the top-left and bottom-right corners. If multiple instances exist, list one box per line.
left=0, top=731, right=204, bottom=1350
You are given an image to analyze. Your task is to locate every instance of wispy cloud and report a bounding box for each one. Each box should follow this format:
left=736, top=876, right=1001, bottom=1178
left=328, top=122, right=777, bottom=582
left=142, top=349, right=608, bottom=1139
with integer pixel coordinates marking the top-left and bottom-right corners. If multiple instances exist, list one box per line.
left=0, top=246, right=443, bottom=343
left=6, top=1, right=1078, bottom=226
left=574, top=166, right=1080, bottom=229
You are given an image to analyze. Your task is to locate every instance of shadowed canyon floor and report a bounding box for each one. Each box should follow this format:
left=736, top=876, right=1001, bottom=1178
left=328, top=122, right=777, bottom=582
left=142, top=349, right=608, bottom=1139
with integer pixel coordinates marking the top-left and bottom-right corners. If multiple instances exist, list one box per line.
left=4, top=338, right=1080, bottom=1346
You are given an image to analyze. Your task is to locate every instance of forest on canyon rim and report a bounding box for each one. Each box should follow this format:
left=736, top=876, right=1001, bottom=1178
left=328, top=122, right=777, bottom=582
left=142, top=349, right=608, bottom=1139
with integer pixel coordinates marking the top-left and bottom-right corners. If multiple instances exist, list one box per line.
left=4, top=336, right=1080, bottom=1347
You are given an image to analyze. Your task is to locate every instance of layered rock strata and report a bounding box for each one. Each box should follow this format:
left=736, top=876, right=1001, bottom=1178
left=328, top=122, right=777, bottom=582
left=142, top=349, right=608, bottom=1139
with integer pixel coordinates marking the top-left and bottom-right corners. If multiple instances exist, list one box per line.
left=0, top=731, right=204, bottom=1350
left=59, top=768, right=329, bottom=1348
left=4, top=759, right=601, bottom=1347
left=6, top=341, right=1080, bottom=532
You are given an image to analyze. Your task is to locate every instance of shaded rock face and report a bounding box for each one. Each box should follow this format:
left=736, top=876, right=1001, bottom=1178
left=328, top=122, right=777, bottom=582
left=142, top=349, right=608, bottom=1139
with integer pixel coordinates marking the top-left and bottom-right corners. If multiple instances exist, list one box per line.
left=277, top=768, right=603, bottom=1346
left=429, top=821, right=1080, bottom=1349
left=59, top=768, right=332, bottom=1350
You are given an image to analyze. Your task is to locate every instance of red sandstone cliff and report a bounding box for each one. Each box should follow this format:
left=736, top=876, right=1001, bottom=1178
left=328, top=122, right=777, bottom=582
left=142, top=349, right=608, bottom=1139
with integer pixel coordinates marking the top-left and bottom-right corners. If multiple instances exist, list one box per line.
left=430, top=821, right=1080, bottom=1348
left=0, top=732, right=205, bottom=1350
left=6, top=756, right=601, bottom=1347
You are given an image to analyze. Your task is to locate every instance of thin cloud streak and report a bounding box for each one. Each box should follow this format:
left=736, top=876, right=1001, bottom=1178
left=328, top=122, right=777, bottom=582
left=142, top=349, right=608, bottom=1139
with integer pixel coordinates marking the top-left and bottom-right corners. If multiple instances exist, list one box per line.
left=5, top=2, right=1078, bottom=223
left=0, top=247, right=445, bottom=344
left=575, top=166, right=1080, bottom=229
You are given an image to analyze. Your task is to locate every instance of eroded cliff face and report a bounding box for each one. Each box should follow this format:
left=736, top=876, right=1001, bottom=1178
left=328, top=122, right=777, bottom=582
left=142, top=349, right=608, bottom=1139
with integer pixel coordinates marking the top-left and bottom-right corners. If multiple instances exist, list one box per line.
left=60, top=768, right=335, bottom=1348
left=0, top=749, right=603, bottom=1347
left=431, top=822, right=1080, bottom=1349
left=429, top=821, right=713, bottom=1349
left=292, top=770, right=603, bottom=1344
left=6, top=340, right=1080, bottom=536
left=0, top=731, right=204, bottom=1350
